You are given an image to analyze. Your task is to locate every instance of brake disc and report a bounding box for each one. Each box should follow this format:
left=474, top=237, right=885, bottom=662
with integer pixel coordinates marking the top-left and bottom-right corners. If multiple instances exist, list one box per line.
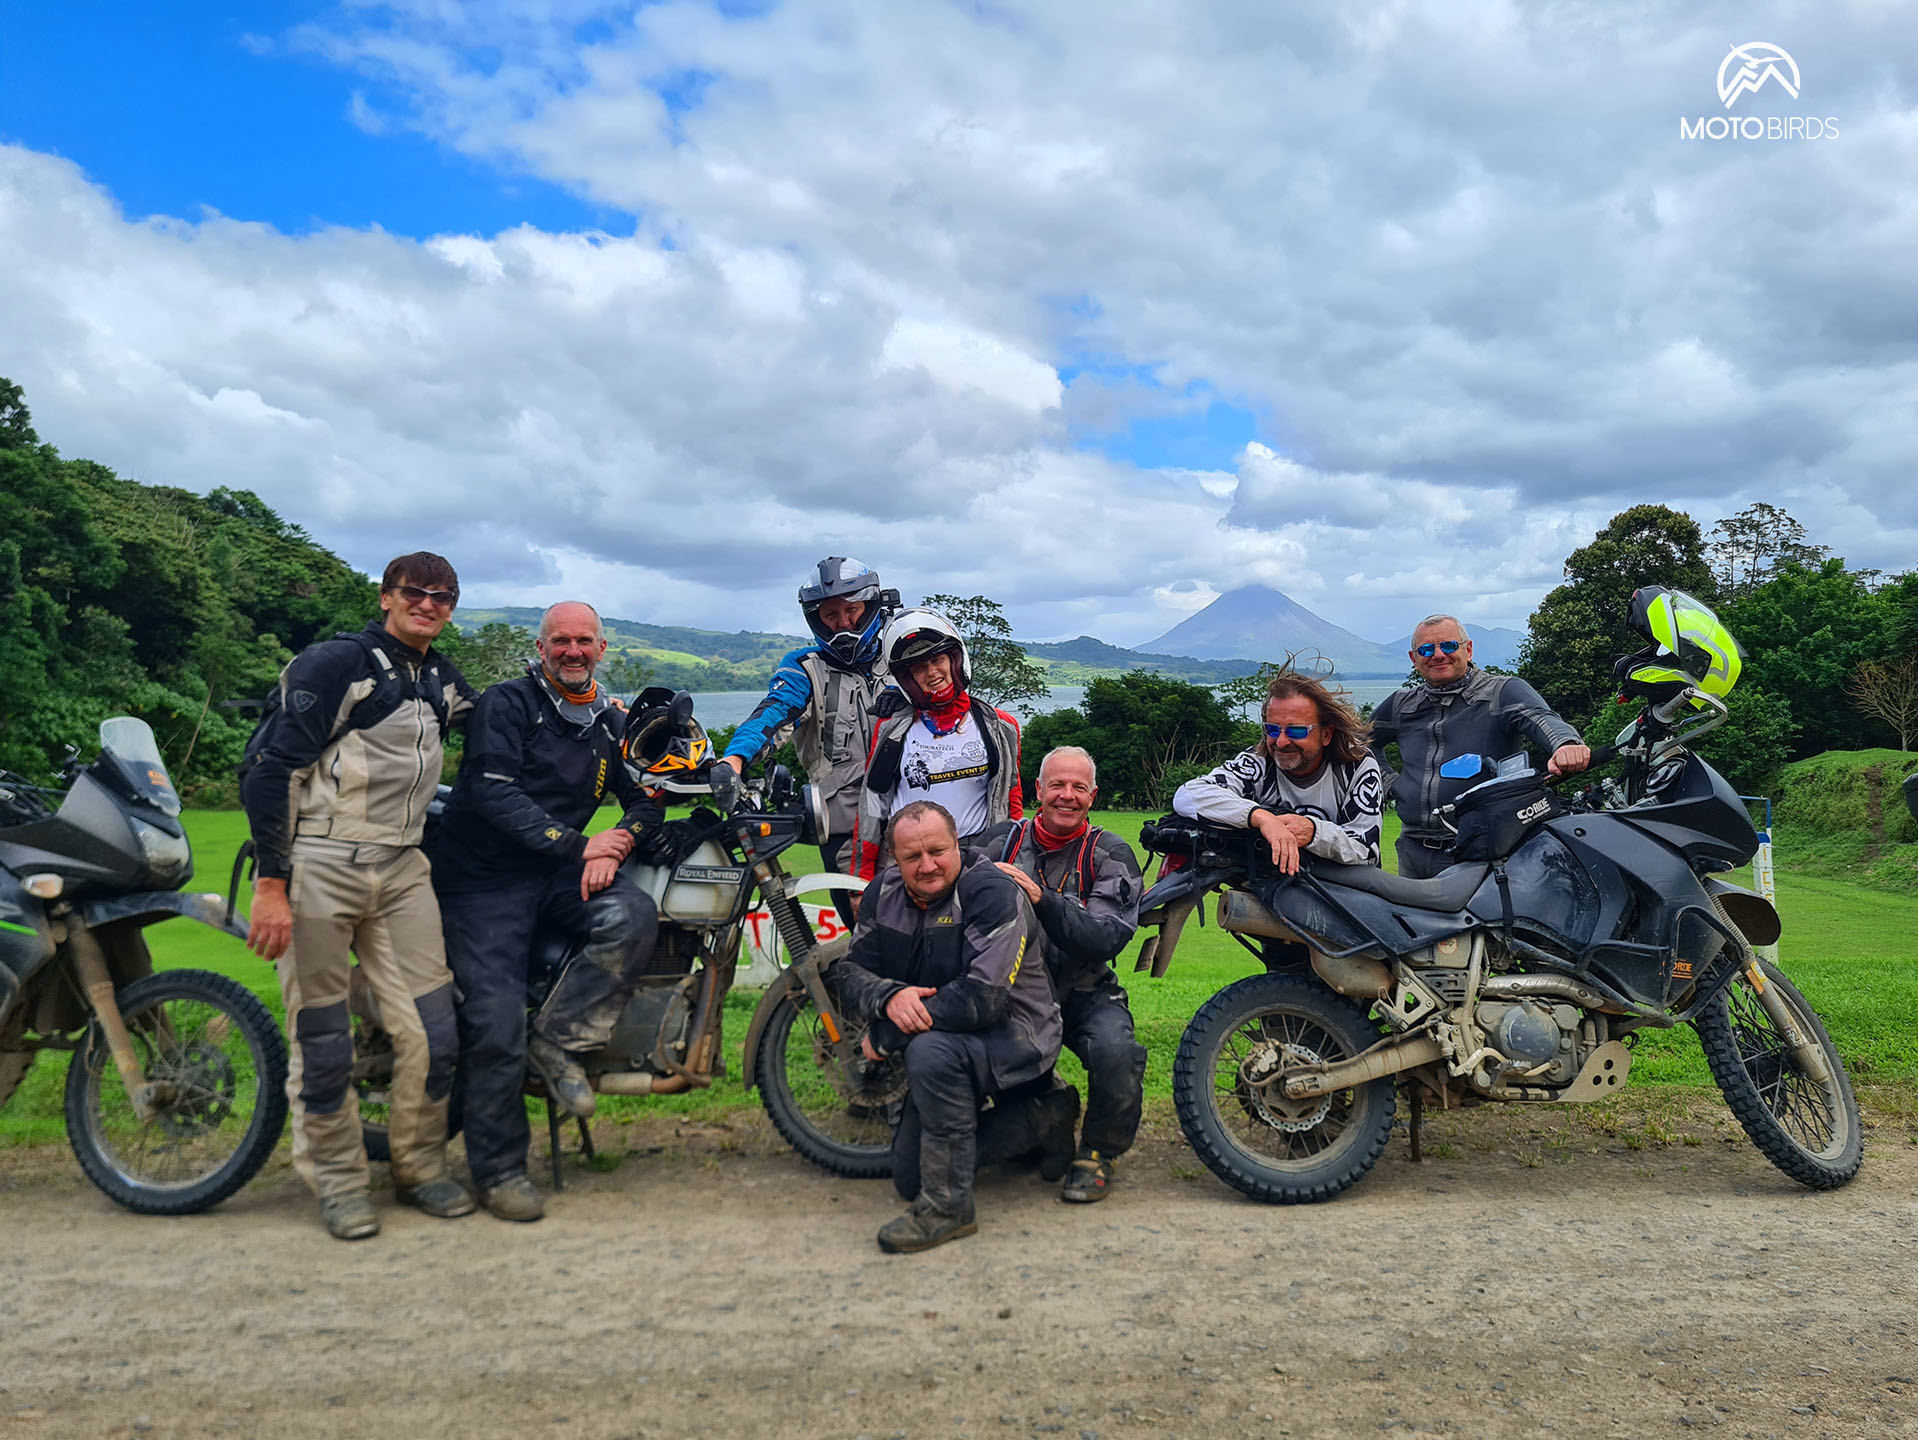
left=1238, top=1040, right=1333, bottom=1134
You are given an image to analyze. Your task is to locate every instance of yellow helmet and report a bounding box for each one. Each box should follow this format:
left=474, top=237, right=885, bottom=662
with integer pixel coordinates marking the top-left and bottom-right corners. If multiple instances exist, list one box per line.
left=1615, top=587, right=1743, bottom=704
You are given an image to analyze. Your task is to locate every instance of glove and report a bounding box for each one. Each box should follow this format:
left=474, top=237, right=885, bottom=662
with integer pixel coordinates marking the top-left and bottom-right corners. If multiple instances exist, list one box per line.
left=640, top=819, right=700, bottom=867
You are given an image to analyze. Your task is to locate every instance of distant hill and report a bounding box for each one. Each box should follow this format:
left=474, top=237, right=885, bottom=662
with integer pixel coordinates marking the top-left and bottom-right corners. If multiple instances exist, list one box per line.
left=457, top=607, right=805, bottom=691
left=1142, top=586, right=1405, bottom=675
left=1017, top=636, right=1258, bottom=684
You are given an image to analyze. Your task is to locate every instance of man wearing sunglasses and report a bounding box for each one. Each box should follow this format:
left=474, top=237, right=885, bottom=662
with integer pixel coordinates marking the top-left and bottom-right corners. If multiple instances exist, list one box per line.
left=1172, top=670, right=1384, bottom=873
left=242, top=552, right=478, bottom=1240
left=1369, top=614, right=1590, bottom=879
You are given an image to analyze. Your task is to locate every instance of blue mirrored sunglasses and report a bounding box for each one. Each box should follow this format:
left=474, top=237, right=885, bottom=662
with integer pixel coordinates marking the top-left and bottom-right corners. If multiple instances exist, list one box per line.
left=1264, top=723, right=1316, bottom=740
left=1415, top=640, right=1464, bottom=658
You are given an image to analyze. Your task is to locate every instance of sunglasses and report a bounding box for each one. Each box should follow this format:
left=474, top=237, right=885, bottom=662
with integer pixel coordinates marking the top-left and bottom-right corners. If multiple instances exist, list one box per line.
left=1264, top=723, right=1317, bottom=741
left=394, top=584, right=458, bottom=608
left=1414, top=640, right=1464, bottom=658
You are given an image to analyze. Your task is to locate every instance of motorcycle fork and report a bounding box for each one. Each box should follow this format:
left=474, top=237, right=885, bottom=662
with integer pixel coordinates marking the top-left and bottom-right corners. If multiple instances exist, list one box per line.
left=65, top=918, right=161, bottom=1122
left=1741, top=961, right=1833, bottom=1085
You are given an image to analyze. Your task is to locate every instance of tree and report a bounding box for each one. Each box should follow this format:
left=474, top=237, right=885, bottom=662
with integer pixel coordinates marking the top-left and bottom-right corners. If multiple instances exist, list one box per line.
left=919, top=593, right=1049, bottom=713
left=439, top=621, right=536, bottom=688
left=600, top=650, right=656, bottom=695
left=1847, top=654, right=1918, bottom=752
left=1707, top=502, right=1828, bottom=602
left=0, top=377, right=38, bottom=451
left=1519, top=505, right=1717, bottom=726
left=1022, top=671, right=1248, bottom=811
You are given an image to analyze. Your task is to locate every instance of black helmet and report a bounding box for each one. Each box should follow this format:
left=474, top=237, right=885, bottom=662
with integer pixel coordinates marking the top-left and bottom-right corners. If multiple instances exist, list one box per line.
left=799, top=557, right=896, bottom=667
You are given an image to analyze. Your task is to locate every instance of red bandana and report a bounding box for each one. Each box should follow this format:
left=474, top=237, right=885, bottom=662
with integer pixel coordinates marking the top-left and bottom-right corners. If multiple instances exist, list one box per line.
left=1031, top=817, right=1088, bottom=851
left=920, top=689, right=972, bottom=735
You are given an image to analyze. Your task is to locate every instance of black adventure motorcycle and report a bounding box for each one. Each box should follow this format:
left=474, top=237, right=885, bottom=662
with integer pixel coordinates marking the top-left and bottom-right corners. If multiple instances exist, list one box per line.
left=1134, top=594, right=1862, bottom=1203
left=0, top=718, right=287, bottom=1213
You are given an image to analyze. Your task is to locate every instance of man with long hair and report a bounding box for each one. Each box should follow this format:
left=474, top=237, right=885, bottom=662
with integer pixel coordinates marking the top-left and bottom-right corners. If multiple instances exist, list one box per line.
left=1173, top=668, right=1384, bottom=872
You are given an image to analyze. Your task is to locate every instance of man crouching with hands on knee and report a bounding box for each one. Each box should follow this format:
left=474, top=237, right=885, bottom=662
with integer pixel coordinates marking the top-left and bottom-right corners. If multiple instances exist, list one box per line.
left=832, top=801, right=1061, bottom=1253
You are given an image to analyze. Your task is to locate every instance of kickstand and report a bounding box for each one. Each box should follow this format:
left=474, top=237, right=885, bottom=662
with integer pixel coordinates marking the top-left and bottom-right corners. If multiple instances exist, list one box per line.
left=576, top=1117, right=596, bottom=1162
left=1408, top=1084, right=1424, bottom=1164
left=546, top=1096, right=566, bottom=1191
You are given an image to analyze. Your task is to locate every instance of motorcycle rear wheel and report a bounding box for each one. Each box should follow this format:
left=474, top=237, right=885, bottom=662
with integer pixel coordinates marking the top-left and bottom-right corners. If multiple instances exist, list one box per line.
left=755, top=983, right=900, bottom=1179
left=1695, top=958, right=1861, bottom=1190
left=1173, top=972, right=1395, bottom=1204
left=64, top=970, right=288, bottom=1215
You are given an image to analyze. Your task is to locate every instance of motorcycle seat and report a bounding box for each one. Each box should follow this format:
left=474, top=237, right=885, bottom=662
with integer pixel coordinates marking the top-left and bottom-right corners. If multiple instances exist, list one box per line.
left=1310, top=860, right=1491, bottom=913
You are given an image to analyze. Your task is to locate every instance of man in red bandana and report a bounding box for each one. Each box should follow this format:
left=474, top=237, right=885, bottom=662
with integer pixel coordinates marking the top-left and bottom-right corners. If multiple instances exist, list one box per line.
left=850, top=609, right=1022, bottom=881
left=977, top=746, right=1145, bottom=1203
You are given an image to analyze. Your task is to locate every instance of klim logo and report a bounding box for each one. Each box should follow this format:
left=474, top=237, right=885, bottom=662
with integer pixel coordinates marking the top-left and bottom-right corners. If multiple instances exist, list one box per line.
left=1681, top=42, right=1838, bottom=141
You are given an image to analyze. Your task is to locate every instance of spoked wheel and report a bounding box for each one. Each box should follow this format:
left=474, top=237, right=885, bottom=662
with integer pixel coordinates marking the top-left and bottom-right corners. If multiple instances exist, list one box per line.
left=1695, top=958, right=1862, bottom=1189
left=1172, top=972, right=1395, bottom=1204
left=755, top=980, right=903, bottom=1179
left=64, top=970, right=288, bottom=1214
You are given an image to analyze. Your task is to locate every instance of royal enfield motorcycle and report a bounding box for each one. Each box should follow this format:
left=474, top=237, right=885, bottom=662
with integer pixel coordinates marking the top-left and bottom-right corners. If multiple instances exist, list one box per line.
left=352, top=742, right=901, bottom=1184
left=1136, top=651, right=1861, bottom=1204
left=0, top=718, right=287, bottom=1213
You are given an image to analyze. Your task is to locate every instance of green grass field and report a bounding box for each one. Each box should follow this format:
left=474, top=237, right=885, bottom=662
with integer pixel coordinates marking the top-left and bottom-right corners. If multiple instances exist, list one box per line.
left=4, top=808, right=1914, bottom=1149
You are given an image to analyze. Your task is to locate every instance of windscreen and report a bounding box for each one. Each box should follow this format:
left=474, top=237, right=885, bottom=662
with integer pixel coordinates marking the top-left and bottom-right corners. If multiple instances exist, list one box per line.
left=98, top=717, right=182, bottom=817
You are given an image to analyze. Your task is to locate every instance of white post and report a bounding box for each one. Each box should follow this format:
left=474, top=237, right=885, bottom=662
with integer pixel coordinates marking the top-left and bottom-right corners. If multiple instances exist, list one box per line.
left=1748, top=798, right=1779, bottom=964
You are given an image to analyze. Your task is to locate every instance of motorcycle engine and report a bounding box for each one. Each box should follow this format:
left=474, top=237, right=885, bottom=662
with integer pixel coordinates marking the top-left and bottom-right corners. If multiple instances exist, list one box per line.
left=1473, top=999, right=1584, bottom=1084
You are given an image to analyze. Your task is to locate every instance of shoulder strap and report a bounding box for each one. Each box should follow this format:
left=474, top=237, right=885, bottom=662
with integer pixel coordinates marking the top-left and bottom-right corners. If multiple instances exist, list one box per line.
left=1001, top=820, right=1029, bottom=864
left=1078, top=826, right=1103, bottom=898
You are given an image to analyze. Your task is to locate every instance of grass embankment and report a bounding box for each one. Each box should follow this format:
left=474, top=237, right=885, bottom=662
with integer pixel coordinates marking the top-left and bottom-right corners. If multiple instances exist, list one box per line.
left=1766, top=747, right=1918, bottom=896
left=4, top=807, right=1915, bottom=1150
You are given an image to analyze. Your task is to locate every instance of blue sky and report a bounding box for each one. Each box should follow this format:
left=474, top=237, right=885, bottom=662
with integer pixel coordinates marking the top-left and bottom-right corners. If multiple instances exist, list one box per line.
left=0, top=2, right=611, bottom=238
left=1, top=2, right=1912, bottom=644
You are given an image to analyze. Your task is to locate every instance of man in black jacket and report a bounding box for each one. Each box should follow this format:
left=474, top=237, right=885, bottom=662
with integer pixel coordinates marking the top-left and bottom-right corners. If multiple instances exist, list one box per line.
left=833, top=801, right=1060, bottom=1253
left=979, top=745, right=1145, bottom=1203
left=429, top=601, right=663, bottom=1221
left=1369, top=614, right=1590, bottom=878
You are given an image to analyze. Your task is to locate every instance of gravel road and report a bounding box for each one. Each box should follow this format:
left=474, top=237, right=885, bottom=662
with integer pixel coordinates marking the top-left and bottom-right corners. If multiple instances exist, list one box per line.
left=2, top=1095, right=1913, bottom=1439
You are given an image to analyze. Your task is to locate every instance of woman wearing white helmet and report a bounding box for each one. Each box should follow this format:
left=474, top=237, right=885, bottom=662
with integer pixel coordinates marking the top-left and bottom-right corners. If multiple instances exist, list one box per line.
left=850, top=609, right=1024, bottom=880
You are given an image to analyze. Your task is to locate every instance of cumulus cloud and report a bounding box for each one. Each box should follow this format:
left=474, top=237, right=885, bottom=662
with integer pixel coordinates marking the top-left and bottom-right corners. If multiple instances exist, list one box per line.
left=5, top=0, right=1917, bottom=649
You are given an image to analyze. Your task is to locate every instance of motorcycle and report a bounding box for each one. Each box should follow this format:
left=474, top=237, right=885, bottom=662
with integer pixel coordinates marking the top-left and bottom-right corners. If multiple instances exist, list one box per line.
left=352, top=753, right=902, bottom=1184
left=1134, top=675, right=1863, bottom=1204
left=0, top=718, right=287, bottom=1213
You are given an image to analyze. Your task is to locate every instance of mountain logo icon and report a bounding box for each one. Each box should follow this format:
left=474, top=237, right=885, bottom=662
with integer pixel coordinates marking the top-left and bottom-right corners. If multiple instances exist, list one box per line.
left=1717, top=42, right=1800, bottom=110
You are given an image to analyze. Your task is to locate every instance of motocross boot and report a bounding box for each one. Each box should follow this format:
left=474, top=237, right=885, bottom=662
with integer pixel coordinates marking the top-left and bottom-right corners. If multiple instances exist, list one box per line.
left=479, top=1173, right=546, bottom=1223
left=877, top=1198, right=978, bottom=1254
left=320, top=1190, right=380, bottom=1241
left=1062, top=1147, right=1114, bottom=1204
left=395, top=1174, right=477, bottom=1219
left=527, top=1033, right=597, bottom=1119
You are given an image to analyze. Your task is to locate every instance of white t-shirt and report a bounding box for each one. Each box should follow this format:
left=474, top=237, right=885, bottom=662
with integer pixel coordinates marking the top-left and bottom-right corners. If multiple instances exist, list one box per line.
left=891, top=713, right=993, bottom=838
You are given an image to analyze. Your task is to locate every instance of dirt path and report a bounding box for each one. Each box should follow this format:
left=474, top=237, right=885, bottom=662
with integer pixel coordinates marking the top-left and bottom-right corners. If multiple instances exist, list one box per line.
left=2, top=1096, right=1915, bottom=1440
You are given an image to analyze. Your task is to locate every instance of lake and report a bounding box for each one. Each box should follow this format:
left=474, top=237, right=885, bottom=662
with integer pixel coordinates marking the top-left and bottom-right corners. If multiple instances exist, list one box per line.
left=687, top=678, right=1410, bottom=730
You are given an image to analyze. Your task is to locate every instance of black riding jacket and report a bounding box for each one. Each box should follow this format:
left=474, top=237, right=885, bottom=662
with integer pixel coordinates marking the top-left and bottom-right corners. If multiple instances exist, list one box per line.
left=1367, top=666, right=1582, bottom=839
left=429, top=668, right=662, bottom=893
left=974, top=819, right=1142, bottom=993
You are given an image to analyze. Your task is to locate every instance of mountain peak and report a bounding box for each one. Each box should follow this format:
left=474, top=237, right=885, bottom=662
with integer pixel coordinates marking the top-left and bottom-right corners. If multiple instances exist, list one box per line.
left=1142, top=585, right=1403, bottom=674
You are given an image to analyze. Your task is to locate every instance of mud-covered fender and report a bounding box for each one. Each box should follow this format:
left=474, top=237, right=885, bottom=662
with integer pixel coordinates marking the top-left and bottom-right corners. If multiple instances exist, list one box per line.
left=740, top=934, right=852, bottom=1092
left=1703, top=877, right=1781, bottom=949
left=78, top=889, right=251, bottom=944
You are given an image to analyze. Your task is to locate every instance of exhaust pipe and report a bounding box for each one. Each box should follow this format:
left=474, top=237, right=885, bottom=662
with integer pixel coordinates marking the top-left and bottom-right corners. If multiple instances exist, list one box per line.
left=594, top=1072, right=692, bottom=1096
left=1281, top=1033, right=1445, bottom=1098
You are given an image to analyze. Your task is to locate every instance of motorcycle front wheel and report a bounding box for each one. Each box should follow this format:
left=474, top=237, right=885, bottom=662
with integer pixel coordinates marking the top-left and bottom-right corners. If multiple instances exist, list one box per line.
left=64, top=970, right=288, bottom=1215
left=1172, top=972, right=1395, bottom=1204
left=1695, top=958, right=1862, bottom=1190
left=755, top=982, right=901, bottom=1179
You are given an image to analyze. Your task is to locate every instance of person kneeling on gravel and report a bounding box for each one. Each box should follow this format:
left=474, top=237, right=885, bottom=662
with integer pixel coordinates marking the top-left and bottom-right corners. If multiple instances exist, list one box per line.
left=833, top=801, right=1062, bottom=1253
left=977, top=745, right=1146, bottom=1204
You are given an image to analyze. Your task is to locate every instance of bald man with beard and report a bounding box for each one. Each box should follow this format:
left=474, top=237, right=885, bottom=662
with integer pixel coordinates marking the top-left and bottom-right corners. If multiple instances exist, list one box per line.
left=429, top=601, right=664, bottom=1221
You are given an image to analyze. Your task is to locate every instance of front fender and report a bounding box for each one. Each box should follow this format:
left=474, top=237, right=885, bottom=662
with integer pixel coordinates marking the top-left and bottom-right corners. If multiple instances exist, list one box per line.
left=1702, top=877, right=1781, bottom=949
left=739, top=935, right=852, bottom=1091
left=78, top=889, right=251, bottom=944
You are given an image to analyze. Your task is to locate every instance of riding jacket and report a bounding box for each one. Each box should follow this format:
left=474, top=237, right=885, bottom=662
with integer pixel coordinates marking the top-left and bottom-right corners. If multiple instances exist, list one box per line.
left=1368, top=666, right=1581, bottom=840
left=851, top=696, right=1022, bottom=880
left=833, top=852, right=1060, bottom=1092
left=1173, top=748, right=1384, bottom=866
left=724, top=645, right=886, bottom=844
left=243, top=620, right=475, bottom=881
left=975, top=819, right=1142, bottom=993
left=428, top=666, right=662, bottom=893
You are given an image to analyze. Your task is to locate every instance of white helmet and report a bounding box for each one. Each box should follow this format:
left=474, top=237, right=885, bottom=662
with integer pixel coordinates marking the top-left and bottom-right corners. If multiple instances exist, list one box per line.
left=880, top=609, right=970, bottom=709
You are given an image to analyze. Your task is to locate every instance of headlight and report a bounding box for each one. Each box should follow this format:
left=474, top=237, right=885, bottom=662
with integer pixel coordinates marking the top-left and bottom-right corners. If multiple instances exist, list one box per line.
left=130, top=817, right=192, bottom=882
